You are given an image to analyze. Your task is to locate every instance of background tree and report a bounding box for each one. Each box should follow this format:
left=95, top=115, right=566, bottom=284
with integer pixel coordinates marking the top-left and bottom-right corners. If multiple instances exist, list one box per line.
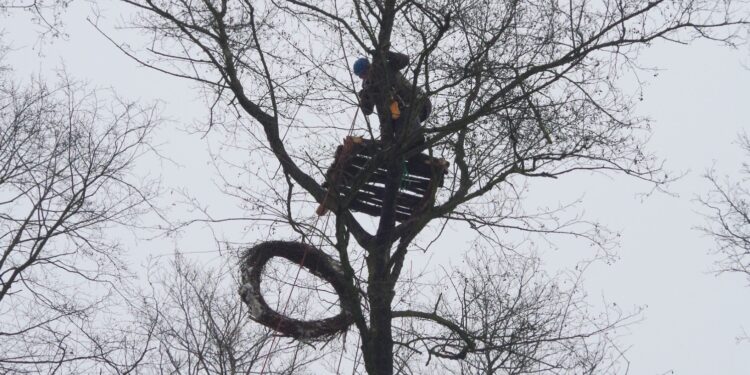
left=0, top=0, right=75, bottom=39
left=700, top=133, right=750, bottom=285
left=109, top=0, right=748, bottom=374
left=0, top=51, right=158, bottom=373
left=132, top=253, right=317, bottom=375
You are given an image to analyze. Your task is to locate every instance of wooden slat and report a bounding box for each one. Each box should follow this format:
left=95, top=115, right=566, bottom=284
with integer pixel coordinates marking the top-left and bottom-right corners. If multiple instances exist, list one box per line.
left=350, top=151, right=447, bottom=180
left=353, top=183, right=424, bottom=208
left=337, top=184, right=423, bottom=211
left=341, top=165, right=431, bottom=193
left=348, top=154, right=446, bottom=186
left=336, top=187, right=417, bottom=216
left=348, top=199, right=382, bottom=217
left=352, top=196, right=414, bottom=218
left=318, top=136, right=449, bottom=220
left=349, top=200, right=411, bottom=222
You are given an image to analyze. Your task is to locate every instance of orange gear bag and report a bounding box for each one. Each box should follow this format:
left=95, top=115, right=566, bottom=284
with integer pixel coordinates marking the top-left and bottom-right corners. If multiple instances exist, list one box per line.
left=390, top=99, right=401, bottom=120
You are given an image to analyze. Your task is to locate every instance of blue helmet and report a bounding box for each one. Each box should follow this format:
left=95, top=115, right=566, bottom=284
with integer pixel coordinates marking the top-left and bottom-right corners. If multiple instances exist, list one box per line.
left=353, top=57, right=370, bottom=76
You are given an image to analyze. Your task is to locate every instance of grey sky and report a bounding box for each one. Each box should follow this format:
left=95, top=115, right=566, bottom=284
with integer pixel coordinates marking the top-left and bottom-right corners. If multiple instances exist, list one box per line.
left=3, top=2, right=750, bottom=374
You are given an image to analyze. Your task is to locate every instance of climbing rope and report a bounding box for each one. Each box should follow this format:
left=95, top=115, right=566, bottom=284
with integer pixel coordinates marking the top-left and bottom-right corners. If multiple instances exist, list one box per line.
left=350, top=331, right=362, bottom=374
left=335, top=331, right=348, bottom=373
left=400, top=159, right=410, bottom=189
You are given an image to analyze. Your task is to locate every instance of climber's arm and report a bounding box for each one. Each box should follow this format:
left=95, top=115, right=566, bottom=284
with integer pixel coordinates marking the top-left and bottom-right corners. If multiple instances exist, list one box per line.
left=358, top=89, right=374, bottom=115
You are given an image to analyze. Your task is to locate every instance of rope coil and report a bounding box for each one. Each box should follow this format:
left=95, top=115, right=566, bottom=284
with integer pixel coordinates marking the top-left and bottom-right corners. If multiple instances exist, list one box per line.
left=239, top=240, right=354, bottom=340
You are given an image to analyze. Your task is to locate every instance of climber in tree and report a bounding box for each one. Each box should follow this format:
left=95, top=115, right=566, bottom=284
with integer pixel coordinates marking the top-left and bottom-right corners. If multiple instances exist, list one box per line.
left=352, top=50, right=432, bottom=151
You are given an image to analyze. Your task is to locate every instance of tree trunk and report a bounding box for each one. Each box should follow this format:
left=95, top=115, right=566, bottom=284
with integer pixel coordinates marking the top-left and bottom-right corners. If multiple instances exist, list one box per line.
left=362, top=151, right=401, bottom=375
left=364, top=277, right=394, bottom=375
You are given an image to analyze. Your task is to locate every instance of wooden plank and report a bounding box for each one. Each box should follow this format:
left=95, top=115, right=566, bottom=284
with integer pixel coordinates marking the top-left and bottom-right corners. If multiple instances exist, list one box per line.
left=336, top=186, right=417, bottom=214
left=399, top=178, right=432, bottom=194
left=319, top=136, right=449, bottom=220
left=349, top=200, right=411, bottom=222
left=350, top=154, right=375, bottom=168
left=337, top=184, right=423, bottom=211
left=350, top=149, right=448, bottom=179
left=342, top=165, right=431, bottom=193
left=336, top=179, right=418, bottom=218
left=348, top=199, right=382, bottom=217
left=345, top=183, right=424, bottom=207
left=352, top=196, right=414, bottom=218
left=348, top=153, right=446, bottom=186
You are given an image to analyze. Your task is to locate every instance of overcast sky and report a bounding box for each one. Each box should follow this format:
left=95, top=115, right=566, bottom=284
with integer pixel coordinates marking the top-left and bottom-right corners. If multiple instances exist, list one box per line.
left=3, top=2, right=750, bottom=374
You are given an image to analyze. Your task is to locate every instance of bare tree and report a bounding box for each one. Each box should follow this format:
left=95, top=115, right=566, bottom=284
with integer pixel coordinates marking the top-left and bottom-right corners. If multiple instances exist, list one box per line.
left=0, top=58, right=158, bottom=373
left=131, top=253, right=317, bottom=375
left=107, top=0, right=747, bottom=374
left=0, top=0, right=75, bottom=38
left=700, top=133, right=750, bottom=285
left=412, top=251, right=633, bottom=375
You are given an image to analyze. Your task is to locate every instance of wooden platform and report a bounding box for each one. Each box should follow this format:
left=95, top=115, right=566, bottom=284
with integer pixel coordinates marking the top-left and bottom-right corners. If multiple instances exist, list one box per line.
left=316, top=136, right=449, bottom=221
